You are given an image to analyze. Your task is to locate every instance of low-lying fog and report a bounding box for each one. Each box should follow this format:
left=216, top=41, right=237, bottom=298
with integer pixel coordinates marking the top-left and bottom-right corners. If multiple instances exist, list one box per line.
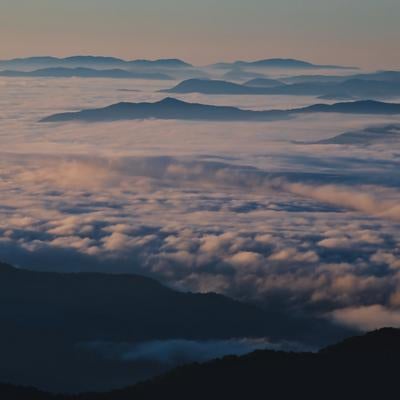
left=1, top=74, right=400, bottom=334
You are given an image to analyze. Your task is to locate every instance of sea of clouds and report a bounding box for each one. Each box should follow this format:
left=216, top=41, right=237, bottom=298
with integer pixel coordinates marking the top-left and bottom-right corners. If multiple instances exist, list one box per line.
left=1, top=76, right=400, bottom=334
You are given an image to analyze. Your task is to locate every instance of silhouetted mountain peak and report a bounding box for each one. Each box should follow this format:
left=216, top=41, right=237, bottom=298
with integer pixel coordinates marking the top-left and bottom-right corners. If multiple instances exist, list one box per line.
left=157, top=97, right=188, bottom=106
left=129, top=58, right=192, bottom=68
left=40, top=98, right=400, bottom=123
left=0, top=262, right=18, bottom=274
left=248, top=58, right=315, bottom=67
left=64, top=55, right=123, bottom=62
left=298, top=99, right=400, bottom=114
left=161, top=79, right=286, bottom=94
left=321, top=328, right=400, bottom=355
left=213, top=58, right=358, bottom=70
left=244, top=78, right=285, bottom=87
left=162, top=77, right=400, bottom=98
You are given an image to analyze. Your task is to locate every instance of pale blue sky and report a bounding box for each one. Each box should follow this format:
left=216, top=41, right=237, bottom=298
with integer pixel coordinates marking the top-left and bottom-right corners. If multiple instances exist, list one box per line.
left=1, top=0, right=399, bottom=68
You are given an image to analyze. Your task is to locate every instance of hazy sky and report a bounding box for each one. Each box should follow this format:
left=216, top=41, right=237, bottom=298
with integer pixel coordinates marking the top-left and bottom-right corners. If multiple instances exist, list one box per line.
left=1, top=0, right=399, bottom=68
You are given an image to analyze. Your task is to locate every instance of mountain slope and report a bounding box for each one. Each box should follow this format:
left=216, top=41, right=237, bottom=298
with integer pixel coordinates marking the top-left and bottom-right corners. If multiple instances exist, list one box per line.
left=1, top=328, right=399, bottom=399
left=244, top=78, right=285, bottom=87
left=0, top=262, right=272, bottom=342
left=79, top=328, right=400, bottom=400
left=160, top=79, right=283, bottom=94
left=294, top=99, right=400, bottom=114
left=0, top=385, right=57, bottom=400
left=321, top=327, right=400, bottom=354
left=309, top=124, right=400, bottom=145
left=129, top=59, right=192, bottom=68
left=0, top=262, right=273, bottom=392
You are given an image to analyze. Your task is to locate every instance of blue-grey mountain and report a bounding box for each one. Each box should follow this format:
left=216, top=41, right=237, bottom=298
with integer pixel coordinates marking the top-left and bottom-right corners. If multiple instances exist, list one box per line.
left=212, top=58, right=357, bottom=70
left=163, top=78, right=400, bottom=99
left=0, top=56, right=192, bottom=70
left=0, top=67, right=172, bottom=80
left=308, top=124, right=400, bottom=145
left=40, top=98, right=400, bottom=123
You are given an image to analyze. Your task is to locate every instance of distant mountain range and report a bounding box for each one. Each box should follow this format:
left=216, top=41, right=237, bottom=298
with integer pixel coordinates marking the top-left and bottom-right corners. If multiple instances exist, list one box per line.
left=303, top=124, right=400, bottom=145
left=130, top=59, right=192, bottom=68
left=0, top=56, right=357, bottom=72
left=0, top=56, right=192, bottom=70
left=2, top=328, right=400, bottom=399
left=285, top=70, right=400, bottom=84
left=244, top=78, right=286, bottom=87
left=162, top=77, right=400, bottom=99
left=39, top=97, right=288, bottom=122
left=295, top=99, right=400, bottom=114
left=160, top=79, right=284, bottom=94
left=40, top=98, right=400, bottom=123
left=0, top=67, right=172, bottom=80
left=222, top=68, right=269, bottom=81
left=212, top=58, right=358, bottom=70
left=272, top=79, right=400, bottom=98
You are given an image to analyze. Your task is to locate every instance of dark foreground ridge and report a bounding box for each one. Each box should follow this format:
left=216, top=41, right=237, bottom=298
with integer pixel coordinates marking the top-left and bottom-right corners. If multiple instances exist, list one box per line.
left=1, top=328, right=400, bottom=399
left=40, top=98, right=400, bottom=123
left=0, top=262, right=277, bottom=392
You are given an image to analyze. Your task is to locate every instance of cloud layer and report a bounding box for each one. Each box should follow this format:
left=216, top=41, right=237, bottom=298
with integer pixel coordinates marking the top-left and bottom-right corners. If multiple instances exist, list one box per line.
left=85, top=338, right=306, bottom=366
left=1, top=76, right=400, bottom=338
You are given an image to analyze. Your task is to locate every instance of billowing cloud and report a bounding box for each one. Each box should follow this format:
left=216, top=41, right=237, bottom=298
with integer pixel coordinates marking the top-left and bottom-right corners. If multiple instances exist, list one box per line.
left=331, top=305, right=400, bottom=331
left=284, top=182, right=400, bottom=220
left=1, top=76, right=400, bottom=339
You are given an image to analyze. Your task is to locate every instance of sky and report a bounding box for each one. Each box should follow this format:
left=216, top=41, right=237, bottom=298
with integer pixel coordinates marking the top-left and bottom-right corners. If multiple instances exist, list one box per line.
left=0, top=0, right=399, bottom=69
